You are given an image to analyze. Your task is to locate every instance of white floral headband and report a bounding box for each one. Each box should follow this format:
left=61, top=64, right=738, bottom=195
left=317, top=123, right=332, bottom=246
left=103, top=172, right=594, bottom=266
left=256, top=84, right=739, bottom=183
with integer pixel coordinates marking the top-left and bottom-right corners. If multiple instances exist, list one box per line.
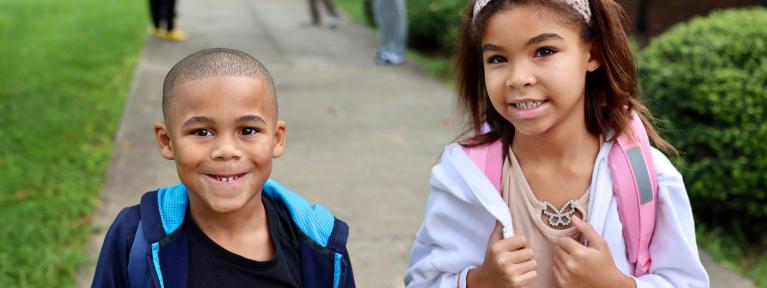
left=473, top=0, right=592, bottom=24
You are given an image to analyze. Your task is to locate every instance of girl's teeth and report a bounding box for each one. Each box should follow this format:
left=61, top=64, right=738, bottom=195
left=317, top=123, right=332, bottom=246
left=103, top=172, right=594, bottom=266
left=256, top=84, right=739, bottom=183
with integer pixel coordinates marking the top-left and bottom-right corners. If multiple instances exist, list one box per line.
left=515, top=100, right=543, bottom=110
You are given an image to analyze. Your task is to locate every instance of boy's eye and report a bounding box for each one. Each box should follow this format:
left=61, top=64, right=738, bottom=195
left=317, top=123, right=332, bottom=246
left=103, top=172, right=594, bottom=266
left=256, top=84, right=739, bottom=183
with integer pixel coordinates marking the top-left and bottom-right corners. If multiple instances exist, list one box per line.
left=192, top=129, right=213, bottom=137
left=486, top=55, right=507, bottom=64
left=241, top=127, right=259, bottom=136
left=535, top=47, right=557, bottom=57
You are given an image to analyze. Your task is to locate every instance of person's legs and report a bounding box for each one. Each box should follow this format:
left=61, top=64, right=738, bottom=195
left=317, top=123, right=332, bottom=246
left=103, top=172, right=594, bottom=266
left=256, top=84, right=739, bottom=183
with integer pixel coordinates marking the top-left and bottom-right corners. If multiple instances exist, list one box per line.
left=321, top=0, right=340, bottom=28
left=390, top=0, right=407, bottom=55
left=164, top=0, right=176, bottom=31
left=149, top=0, right=161, bottom=29
left=321, top=0, right=339, bottom=17
left=158, top=0, right=187, bottom=41
left=374, top=0, right=407, bottom=64
left=307, top=0, right=321, bottom=24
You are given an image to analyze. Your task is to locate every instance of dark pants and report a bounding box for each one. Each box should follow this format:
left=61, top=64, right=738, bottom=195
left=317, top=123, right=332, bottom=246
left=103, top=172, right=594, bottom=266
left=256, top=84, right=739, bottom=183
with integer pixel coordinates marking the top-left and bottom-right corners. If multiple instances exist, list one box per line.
left=149, top=0, right=177, bottom=30
left=307, top=0, right=339, bottom=24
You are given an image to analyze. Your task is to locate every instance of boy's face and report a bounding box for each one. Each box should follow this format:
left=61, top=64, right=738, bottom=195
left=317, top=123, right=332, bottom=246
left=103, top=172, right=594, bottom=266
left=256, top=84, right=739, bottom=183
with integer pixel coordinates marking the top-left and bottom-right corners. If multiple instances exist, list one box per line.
left=154, top=76, right=286, bottom=214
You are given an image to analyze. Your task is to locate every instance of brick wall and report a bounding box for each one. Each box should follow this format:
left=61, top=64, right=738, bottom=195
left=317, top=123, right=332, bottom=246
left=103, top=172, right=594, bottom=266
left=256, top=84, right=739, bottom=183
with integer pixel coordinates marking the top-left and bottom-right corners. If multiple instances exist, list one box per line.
left=619, top=0, right=764, bottom=37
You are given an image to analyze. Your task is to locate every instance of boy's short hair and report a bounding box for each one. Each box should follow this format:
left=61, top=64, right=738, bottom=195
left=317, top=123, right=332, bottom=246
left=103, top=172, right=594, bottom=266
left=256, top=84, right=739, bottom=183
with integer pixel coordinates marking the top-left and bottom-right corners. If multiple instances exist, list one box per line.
left=162, top=48, right=277, bottom=121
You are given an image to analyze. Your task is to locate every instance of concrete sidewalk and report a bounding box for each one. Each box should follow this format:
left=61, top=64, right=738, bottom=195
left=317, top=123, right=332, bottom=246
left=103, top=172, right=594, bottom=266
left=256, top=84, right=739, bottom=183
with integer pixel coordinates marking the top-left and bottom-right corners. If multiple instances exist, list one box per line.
left=76, top=0, right=755, bottom=287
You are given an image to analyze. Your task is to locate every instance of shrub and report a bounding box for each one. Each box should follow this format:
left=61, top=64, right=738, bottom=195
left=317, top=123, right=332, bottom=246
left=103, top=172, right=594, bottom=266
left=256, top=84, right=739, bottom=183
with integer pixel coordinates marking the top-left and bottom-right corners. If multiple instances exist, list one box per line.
left=406, top=0, right=464, bottom=55
left=637, top=7, right=767, bottom=240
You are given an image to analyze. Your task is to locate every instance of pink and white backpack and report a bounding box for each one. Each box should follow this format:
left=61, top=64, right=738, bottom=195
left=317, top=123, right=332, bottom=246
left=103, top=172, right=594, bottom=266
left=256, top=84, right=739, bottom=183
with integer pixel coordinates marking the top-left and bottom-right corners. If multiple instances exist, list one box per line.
left=463, top=111, right=658, bottom=276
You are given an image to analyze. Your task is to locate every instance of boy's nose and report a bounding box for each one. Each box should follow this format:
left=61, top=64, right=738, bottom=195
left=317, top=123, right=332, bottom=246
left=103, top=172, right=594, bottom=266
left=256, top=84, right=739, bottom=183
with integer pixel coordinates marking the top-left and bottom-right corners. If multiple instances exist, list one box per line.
left=211, top=135, right=242, bottom=160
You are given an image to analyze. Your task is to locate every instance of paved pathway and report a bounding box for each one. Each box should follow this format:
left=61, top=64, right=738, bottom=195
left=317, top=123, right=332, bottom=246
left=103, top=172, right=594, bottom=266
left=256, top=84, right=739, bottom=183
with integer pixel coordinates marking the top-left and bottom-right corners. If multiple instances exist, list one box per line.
left=76, top=0, right=755, bottom=287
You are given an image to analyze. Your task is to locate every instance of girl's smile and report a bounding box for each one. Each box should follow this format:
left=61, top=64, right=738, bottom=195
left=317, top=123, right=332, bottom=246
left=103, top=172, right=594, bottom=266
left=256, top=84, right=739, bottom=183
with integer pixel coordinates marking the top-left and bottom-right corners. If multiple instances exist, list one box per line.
left=508, top=98, right=550, bottom=120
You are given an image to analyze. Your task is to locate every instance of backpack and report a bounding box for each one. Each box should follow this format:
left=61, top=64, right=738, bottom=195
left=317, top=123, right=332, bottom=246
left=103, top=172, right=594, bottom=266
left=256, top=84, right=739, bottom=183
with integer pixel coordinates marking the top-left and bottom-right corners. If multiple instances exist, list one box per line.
left=463, top=111, right=658, bottom=276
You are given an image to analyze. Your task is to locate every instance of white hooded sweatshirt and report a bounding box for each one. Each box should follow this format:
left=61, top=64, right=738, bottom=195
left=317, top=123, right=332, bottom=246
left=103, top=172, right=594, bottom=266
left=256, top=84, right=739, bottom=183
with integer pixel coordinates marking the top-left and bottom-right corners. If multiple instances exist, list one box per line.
left=405, top=142, right=709, bottom=288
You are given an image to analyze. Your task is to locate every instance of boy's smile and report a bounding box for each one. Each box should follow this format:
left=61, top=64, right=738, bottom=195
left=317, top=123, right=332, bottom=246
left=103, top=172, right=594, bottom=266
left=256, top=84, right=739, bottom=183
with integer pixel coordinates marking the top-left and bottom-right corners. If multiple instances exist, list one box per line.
left=154, top=76, right=286, bottom=214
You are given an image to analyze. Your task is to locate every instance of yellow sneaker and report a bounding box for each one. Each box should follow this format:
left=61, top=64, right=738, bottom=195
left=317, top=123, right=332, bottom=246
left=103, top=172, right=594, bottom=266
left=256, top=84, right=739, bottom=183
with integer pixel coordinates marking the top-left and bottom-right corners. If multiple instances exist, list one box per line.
left=150, top=27, right=167, bottom=38
left=163, top=29, right=188, bottom=42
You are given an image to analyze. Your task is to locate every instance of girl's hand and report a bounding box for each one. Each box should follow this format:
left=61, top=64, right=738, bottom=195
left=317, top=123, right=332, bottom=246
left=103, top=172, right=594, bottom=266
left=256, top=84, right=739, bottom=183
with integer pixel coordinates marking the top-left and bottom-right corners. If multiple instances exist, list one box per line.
left=467, top=222, right=537, bottom=288
left=552, top=216, right=637, bottom=288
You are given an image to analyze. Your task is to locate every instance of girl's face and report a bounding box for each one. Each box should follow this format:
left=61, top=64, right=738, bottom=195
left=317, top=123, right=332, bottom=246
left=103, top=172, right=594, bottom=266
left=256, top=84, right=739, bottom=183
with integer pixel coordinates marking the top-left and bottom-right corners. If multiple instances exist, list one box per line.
left=481, top=5, right=600, bottom=138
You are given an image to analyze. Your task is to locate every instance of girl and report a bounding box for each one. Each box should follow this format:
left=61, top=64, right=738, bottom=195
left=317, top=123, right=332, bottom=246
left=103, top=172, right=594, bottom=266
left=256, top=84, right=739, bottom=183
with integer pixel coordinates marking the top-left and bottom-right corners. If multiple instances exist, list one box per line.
left=404, top=0, right=709, bottom=287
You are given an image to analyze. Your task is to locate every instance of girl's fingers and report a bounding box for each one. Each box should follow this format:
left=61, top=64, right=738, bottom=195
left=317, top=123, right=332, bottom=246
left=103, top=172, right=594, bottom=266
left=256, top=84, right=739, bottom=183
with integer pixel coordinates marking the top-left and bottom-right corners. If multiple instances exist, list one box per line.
left=553, top=245, right=571, bottom=266
left=552, top=263, right=564, bottom=285
left=496, top=235, right=528, bottom=252
left=557, top=235, right=582, bottom=254
left=510, top=270, right=538, bottom=287
left=498, top=247, right=534, bottom=264
left=488, top=221, right=505, bottom=245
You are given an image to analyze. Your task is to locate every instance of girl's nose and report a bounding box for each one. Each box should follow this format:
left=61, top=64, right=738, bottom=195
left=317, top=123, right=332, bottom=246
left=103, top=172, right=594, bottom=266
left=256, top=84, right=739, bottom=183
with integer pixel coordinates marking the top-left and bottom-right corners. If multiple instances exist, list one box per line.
left=505, top=62, right=536, bottom=89
left=210, top=134, right=242, bottom=160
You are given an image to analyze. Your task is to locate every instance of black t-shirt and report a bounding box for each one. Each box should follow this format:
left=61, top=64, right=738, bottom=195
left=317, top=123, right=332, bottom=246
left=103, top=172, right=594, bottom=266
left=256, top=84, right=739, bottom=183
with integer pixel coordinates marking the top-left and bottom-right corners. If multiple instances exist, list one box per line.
left=186, top=195, right=302, bottom=288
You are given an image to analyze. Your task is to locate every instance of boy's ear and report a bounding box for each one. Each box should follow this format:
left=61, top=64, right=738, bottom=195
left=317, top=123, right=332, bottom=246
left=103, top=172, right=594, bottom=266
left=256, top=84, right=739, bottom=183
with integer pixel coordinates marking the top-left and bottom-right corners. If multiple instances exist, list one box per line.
left=272, top=120, right=287, bottom=158
left=586, top=42, right=602, bottom=72
left=154, top=122, right=175, bottom=160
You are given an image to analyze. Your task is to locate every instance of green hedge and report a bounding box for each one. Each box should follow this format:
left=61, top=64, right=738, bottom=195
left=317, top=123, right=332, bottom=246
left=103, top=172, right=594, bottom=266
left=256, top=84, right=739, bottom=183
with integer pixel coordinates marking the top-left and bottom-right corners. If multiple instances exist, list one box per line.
left=638, top=7, right=767, bottom=240
left=406, top=0, right=463, bottom=55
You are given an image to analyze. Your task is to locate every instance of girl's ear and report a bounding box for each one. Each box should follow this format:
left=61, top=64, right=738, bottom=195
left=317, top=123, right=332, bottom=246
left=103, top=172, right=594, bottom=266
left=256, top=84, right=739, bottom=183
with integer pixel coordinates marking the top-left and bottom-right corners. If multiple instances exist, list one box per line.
left=154, top=122, right=175, bottom=160
left=586, top=42, right=602, bottom=72
left=271, top=120, right=287, bottom=158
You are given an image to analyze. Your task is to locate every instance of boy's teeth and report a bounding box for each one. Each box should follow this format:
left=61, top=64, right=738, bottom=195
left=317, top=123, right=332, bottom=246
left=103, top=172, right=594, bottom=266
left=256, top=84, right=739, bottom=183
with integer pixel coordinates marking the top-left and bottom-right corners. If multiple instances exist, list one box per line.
left=216, top=175, right=239, bottom=182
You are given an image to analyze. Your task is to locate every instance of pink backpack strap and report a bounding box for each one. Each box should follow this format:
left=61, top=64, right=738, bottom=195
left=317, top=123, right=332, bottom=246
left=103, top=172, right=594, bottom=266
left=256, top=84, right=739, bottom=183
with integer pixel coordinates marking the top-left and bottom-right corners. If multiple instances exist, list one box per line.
left=463, top=139, right=504, bottom=193
left=608, top=111, right=659, bottom=276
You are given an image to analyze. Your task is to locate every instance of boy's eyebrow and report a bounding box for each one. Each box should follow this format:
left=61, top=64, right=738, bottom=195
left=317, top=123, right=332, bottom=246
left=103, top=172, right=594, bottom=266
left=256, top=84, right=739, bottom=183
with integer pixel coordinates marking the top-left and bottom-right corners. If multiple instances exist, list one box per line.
left=527, top=33, right=564, bottom=46
left=182, top=116, right=214, bottom=128
left=238, top=115, right=267, bottom=124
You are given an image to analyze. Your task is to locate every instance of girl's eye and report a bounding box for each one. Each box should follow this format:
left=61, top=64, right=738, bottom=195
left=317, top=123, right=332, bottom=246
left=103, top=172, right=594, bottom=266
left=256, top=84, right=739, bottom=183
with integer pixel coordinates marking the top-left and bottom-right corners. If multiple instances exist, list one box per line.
left=192, top=129, right=213, bottom=137
left=486, top=55, right=507, bottom=64
left=241, top=127, right=258, bottom=136
left=535, top=47, right=557, bottom=57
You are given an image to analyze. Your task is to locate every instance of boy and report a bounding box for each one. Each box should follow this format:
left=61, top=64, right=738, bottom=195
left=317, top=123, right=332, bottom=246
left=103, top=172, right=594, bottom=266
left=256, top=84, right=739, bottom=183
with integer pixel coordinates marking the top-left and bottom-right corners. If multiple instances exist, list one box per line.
left=92, top=48, right=355, bottom=288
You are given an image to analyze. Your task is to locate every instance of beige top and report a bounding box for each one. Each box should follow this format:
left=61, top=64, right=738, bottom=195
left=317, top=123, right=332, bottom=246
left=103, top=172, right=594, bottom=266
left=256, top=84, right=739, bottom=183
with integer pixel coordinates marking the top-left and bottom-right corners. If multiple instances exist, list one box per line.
left=503, top=149, right=590, bottom=288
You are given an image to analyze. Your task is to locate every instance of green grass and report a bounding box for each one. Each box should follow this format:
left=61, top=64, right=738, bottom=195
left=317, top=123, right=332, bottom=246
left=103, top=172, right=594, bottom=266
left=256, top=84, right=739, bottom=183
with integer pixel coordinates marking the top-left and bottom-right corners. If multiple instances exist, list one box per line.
left=336, top=0, right=368, bottom=24
left=0, top=0, right=146, bottom=286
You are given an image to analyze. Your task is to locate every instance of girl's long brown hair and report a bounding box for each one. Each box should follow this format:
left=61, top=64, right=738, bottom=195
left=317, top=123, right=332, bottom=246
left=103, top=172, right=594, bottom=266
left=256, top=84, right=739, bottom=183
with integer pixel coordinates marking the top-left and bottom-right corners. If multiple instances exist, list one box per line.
left=455, top=0, right=675, bottom=154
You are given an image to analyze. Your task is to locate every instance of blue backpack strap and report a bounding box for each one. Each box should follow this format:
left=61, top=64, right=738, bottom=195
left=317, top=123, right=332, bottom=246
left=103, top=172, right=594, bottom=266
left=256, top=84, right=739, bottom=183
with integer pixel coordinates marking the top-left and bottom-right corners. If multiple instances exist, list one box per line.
left=128, top=220, right=149, bottom=288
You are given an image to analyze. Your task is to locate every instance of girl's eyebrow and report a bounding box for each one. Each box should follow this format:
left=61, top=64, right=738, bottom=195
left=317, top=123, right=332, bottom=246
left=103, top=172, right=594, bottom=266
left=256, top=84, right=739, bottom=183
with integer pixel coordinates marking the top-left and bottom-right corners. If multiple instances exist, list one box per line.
left=527, top=33, right=563, bottom=46
left=481, top=43, right=503, bottom=52
left=481, top=33, right=563, bottom=52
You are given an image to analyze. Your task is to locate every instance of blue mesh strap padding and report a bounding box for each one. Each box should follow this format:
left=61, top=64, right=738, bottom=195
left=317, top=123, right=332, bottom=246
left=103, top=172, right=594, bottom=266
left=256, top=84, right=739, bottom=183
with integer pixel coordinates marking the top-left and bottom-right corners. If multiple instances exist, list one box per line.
left=333, top=253, right=342, bottom=288
left=627, top=147, right=654, bottom=204
left=262, top=179, right=335, bottom=247
left=151, top=242, right=164, bottom=288
left=157, top=183, right=188, bottom=235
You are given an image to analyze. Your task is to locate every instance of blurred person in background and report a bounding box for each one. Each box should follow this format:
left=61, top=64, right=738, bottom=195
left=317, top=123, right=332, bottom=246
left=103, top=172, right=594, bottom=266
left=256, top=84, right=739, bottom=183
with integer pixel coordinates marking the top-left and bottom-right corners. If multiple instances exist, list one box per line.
left=149, top=0, right=187, bottom=42
left=306, top=0, right=341, bottom=28
left=374, top=0, right=407, bottom=64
